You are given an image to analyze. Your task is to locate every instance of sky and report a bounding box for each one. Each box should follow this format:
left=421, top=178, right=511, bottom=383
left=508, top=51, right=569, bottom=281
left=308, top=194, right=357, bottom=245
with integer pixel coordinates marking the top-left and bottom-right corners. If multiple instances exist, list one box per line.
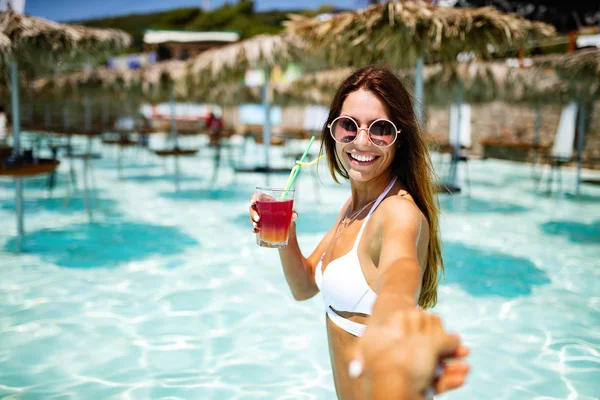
left=24, top=0, right=366, bottom=22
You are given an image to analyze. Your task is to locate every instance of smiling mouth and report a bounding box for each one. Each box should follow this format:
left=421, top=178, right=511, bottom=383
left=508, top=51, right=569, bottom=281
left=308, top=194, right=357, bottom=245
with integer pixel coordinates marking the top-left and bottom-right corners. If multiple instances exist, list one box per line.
left=347, top=153, right=379, bottom=165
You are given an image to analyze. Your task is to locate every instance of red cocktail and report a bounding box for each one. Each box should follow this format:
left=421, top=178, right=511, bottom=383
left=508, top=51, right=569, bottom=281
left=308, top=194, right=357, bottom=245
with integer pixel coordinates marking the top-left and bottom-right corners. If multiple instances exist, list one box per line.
left=255, top=187, right=295, bottom=247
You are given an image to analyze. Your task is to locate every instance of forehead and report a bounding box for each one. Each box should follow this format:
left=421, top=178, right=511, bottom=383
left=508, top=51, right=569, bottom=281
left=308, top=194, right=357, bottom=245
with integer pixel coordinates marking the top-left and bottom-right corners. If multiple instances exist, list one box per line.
left=340, top=89, right=390, bottom=122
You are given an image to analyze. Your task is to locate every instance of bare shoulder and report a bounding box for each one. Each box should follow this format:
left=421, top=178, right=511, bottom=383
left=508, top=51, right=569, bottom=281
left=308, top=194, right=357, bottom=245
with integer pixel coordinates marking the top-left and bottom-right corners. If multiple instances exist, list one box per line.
left=377, top=191, right=427, bottom=236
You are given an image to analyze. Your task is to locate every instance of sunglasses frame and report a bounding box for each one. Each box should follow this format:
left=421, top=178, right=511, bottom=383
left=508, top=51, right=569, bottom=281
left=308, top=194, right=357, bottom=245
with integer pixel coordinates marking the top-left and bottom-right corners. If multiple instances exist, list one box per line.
left=327, top=116, right=401, bottom=148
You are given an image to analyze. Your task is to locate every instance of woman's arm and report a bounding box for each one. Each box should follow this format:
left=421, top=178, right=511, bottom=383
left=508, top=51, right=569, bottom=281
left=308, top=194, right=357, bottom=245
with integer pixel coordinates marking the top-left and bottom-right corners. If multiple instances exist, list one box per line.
left=370, top=197, right=427, bottom=316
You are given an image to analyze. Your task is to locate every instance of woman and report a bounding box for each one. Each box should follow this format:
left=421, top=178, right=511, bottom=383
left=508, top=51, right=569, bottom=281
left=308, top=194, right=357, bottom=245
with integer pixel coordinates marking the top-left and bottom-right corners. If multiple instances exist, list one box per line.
left=249, top=66, right=467, bottom=398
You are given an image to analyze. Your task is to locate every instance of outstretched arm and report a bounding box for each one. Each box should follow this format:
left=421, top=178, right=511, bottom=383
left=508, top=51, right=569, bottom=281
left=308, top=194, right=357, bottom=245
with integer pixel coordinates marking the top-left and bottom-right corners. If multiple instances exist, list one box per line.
left=354, top=308, right=470, bottom=399
left=371, top=197, right=425, bottom=315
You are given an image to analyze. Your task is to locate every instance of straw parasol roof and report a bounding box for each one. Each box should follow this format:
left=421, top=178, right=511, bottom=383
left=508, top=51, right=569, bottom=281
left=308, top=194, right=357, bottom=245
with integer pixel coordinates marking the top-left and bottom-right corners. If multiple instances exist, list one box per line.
left=503, top=50, right=600, bottom=105
left=272, top=67, right=352, bottom=105
left=140, top=59, right=188, bottom=103
left=276, top=61, right=506, bottom=107
left=0, top=32, right=10, bottom=57
left=0, top=11, right=131, bottom=72
left=285, top=0, right=555, bottom=68
left=34, top=59, right=188, bottom=105
left=188, top=33, right=307, bottom=86
left=537, top=49, right=600, bottom=92
left=424, top=61, right=507, bottom=106
left=502, top=64, right=569, bottom=105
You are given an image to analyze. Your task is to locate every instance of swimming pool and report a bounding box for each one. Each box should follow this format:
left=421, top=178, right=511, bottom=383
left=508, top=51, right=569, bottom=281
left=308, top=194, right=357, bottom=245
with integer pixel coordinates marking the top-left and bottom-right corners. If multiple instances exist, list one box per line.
left=1, top=135, right=599, bottom=399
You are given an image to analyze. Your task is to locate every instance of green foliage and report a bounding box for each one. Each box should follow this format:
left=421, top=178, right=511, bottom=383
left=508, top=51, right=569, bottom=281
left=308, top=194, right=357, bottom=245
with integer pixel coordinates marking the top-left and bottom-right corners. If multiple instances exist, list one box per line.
left=71, top=8, right=203, bottom=49
left=72, top=1, right=345, bottom=51
left=155, top=8, right=202, bottom=27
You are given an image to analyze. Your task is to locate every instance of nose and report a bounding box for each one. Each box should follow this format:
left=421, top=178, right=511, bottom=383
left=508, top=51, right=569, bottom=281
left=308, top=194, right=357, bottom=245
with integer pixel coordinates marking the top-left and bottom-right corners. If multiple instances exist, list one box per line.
left=354, top=126, right=371, bottom=147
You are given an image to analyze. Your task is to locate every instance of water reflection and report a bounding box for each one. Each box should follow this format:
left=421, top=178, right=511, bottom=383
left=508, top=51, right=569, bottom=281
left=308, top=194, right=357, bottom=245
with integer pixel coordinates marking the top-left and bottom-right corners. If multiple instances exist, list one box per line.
left=0, top=191, right=118, bottom=215
left=159, top=185, right=255, bottom=201
left=442, top=242, right=550, bottom=297
left=540, top=220, right=600, bottom=244
left=123, top=174, right=201, bottom=184
left=439, top=195, right=528, bottom=214
left=5, top=221, right=198, bottom=267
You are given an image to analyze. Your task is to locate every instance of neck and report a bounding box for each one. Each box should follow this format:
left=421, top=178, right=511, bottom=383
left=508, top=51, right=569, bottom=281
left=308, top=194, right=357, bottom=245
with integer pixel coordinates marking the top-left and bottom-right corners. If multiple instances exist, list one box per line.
left=349, top=170, right=396, bottom=212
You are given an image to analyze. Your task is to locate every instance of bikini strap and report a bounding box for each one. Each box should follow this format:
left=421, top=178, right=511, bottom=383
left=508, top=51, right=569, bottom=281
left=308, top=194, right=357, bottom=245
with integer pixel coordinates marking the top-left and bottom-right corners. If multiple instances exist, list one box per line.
left=352, top=176, right=398, bottom=250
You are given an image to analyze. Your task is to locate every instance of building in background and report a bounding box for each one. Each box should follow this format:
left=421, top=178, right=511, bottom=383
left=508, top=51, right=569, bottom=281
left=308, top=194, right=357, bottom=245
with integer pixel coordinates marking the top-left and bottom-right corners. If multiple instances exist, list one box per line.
left=143, top=29, right=240, bottom=61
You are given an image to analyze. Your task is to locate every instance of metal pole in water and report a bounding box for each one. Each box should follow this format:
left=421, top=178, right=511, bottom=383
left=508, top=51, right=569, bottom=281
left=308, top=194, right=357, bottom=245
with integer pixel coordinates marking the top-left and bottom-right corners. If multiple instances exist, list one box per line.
left=262, top=67, right=271, bottom=171
left=532, top=102, right=541, bottom=177
left=10, top=62, right=21, bottom=156
left=451, top=80, right=464, bottom=187
left=10, top=62, right=24, bottom=251
left=575, top=100, right=586, bottom=197
left=169, top=89, right=178, bottom=148
left=414, top=50, right=425, bottom=127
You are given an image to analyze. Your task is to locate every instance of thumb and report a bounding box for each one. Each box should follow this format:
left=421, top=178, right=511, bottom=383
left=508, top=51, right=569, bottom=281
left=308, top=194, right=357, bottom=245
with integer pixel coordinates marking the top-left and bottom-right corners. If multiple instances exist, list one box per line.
left=348, top=347, right=365, bottom=379
left=436, top=332, right=462, bottom=358
left=292, top=211, right=299, bottom=222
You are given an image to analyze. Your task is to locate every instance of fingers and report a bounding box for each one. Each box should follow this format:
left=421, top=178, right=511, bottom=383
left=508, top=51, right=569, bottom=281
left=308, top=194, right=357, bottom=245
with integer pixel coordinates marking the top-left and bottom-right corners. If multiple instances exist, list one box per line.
left=249, top=195, right=260, bottom=231
left=434, top=362, right=470, bottom=394
left=452, top=345, right=470, bottom=359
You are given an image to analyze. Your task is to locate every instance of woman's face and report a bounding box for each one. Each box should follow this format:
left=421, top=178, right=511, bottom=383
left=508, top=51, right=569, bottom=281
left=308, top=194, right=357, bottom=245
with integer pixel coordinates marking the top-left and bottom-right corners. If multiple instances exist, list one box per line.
left=335, top=89, right=397, bottom=182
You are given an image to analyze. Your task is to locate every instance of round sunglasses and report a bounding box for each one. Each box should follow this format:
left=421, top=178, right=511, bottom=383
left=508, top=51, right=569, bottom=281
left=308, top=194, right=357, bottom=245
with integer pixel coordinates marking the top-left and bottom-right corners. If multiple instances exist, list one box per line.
left=327, top=116, right=401, bottom=148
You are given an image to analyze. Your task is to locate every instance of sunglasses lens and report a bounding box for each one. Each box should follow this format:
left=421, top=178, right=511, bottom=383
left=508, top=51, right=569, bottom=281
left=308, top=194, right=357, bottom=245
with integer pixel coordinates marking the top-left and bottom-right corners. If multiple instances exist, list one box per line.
left=369, top=120, right=397, bottom=146
left=331, top=117, right=358, bottom=143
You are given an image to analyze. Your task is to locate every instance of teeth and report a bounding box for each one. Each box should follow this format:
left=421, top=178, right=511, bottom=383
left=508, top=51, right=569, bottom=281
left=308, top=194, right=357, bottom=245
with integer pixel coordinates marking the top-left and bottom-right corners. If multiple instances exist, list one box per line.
left=350, top=153, right=376, bottom=162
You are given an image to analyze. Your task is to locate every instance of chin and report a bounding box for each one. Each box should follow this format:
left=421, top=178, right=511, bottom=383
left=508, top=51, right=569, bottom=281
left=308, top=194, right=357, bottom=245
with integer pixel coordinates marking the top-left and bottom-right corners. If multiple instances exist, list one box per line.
left=347, top=169, right=376, bottom=182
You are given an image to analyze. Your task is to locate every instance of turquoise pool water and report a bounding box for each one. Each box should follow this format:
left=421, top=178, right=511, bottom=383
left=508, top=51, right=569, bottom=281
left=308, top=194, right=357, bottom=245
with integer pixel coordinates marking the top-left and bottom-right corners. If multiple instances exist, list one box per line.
left=1, top=135, right=599, bottom=399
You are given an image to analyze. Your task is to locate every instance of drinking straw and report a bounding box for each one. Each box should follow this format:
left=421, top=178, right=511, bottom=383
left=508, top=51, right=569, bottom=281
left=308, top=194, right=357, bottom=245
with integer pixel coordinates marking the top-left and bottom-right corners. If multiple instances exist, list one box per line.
left=281, top=136, right=320, bottom=199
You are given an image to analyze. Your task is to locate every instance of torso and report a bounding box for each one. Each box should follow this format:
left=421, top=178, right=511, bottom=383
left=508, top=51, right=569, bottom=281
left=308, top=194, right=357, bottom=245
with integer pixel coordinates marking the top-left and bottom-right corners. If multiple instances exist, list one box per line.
left=319, top=183, right=429, bottom=399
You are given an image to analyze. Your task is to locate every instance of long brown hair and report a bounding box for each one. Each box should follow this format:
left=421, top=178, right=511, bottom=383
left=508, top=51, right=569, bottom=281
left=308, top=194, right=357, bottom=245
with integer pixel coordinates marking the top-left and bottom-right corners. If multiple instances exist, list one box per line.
left=320, top=65, right=443, bottom=308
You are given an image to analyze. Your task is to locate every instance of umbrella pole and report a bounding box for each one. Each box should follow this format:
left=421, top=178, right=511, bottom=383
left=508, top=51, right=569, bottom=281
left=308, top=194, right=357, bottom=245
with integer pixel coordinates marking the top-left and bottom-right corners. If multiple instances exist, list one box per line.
left=63, top=102, right=70, bottom=131
left=575, top=99, right=586, bottom=197
left=414, top=51, right=425, bottom=127
left=101, top=101, right=108, bottom=130
left=169, top=89, right=178, bottom=149
left=26, top=103, right=33, bottom=127
left=84, top=96, right=93, bottom=221
left=262, top=67, right=271, bottom=171
left=85, top=96, right=92, bottom=151
left=10, top=62, right=24, bottom=252
left=450, top=81, right=463, bottom=187
left=10, top=62, right=21, bottom=156
left=532, top=102, right=541, bottom=178
left=44, top=103, right=51, bottom=130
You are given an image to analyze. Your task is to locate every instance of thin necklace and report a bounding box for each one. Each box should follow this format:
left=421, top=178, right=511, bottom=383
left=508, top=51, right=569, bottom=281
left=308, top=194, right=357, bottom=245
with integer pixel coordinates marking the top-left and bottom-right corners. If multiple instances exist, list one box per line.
left=335, top=198, right=377, bottom=238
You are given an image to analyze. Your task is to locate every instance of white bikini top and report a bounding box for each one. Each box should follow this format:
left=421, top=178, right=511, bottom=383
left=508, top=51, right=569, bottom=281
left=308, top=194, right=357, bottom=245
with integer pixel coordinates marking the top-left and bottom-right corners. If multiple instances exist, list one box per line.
left=314, top=176, right=398, bottom=337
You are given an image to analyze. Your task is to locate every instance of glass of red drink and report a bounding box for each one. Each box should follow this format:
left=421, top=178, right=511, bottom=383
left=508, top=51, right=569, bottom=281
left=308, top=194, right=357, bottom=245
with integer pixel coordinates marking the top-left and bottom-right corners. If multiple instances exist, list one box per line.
left=255, top=187, right=295, bottom=248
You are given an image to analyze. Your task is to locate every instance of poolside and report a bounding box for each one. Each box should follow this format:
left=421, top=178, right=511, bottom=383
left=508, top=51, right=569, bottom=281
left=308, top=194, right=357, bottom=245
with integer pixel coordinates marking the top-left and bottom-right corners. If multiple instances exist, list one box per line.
left=0, top=135, right=599, bottom=399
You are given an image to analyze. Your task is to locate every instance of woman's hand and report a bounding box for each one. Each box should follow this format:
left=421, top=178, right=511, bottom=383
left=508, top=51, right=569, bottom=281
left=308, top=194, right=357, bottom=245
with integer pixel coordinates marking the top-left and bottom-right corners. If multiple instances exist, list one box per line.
left=350, top=308, right=470, bottom=400
left=249, top=193, right=261, bottom=234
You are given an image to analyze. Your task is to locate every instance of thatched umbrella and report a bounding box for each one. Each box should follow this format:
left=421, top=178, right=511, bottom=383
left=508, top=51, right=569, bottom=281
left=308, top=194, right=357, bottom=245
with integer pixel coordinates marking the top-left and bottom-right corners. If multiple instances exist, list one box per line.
left=277, top=61, right=504, bottom=111
left=187, top=33, right=307, bottom=172
left=1, top=10, right=131, bottom=147
left=273, top=67, right=354, bottom=106
left=285, top=0, right=555, bottom=132
left=140, top=59, right=190, bottom=149
left=1, top=10, right=130, bottom=251
left=533, top=49, right=600, bottom=196
left=0, top=32, right=10, bottom=64
left=0, top=11, right=130, bottom=72
left=501, top=64, right=562, bottom=165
